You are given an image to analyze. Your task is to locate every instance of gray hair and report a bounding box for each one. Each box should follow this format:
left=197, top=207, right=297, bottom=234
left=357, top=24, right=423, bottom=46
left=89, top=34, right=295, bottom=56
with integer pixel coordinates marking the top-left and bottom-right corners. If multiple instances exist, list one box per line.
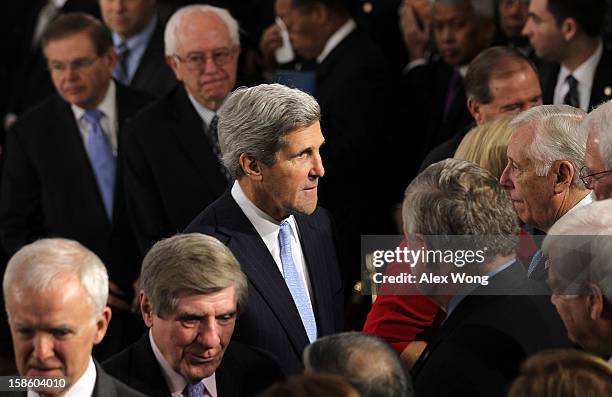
left=218, top=84, right=321, bottom=179
left=582, top=99, right=612, bottom=170
left=164, top=5, right=240, bottom=56
left=434, top=0, right=495, bottom=20
left=509, top=104, right=587, bottom=187
left=3, top=238, right=109, bottom=322
left=543, top=199, right=612, bottom=297
left=303, top=332, right=412, bottom=397
left=402, top=159, right=519, bottom=258
left=140, top=233, right=248, bottom=317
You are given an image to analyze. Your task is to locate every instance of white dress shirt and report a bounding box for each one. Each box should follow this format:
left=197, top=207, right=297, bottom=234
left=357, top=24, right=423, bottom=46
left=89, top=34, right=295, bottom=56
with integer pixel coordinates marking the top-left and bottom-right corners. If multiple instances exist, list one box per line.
left=28, top=357, right=96, bottom=397
left=554, top=41, right=603, bottom=111
left=231, top=181, right=314, bottom=303
left=72, top=81, right=119, bottom=155
left=150, top=331, right=217, bottom=397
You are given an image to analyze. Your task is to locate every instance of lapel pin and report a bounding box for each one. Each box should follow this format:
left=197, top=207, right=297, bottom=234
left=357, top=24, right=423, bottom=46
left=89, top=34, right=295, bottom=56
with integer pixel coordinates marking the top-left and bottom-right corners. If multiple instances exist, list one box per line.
left=605, top=86, right=612, bottom=97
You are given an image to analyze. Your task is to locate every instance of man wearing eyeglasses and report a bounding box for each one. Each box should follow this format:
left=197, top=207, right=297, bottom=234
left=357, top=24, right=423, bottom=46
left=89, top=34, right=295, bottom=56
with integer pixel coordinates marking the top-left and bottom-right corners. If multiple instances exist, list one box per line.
left=0, top=12, right=153, bottom=358
left=580, top=99, right=612, bottom=200
left=121, top=5, right=238, bottom=256
left=499, top=104, right=592, bottom=281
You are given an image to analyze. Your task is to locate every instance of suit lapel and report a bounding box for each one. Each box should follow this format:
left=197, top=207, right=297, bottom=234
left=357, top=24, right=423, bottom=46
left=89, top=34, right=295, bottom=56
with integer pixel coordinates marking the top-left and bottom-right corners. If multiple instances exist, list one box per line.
left=170, top=86, right=227, bottom=197
left=214, top=192, right=311, bottom=352
left=130, top=21, right=164, bottom=87
left=127, top=334, right=171, bottom=397
left=590, top=47, right=612, bottom=109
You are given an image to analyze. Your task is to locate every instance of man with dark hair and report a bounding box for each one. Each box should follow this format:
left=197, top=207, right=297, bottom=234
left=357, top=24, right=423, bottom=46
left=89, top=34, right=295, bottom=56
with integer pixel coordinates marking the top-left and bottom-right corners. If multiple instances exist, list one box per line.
left=523, top=0, right=612, bottom=110
left=420, top=45, right=543, bottom=168
left=99, top=0, right=176, bottom=97
left=405, top=159, right=571, bottom=397
left=304, top=332, right=413, bottom=397
left=186, top=83, right=344, bottom=375
left=0, top=12, right=153, bottom=358
left=103, top=233, right=283, bottom=397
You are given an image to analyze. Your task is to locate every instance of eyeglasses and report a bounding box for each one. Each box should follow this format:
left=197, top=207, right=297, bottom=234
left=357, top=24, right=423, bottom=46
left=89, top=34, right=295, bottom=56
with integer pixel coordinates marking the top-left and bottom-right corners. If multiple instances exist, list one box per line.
left=48, top=57, right=100, bottom=74
left=173, top=48, right=235, bottom=70
left=579, top=165, right=612, bottom=188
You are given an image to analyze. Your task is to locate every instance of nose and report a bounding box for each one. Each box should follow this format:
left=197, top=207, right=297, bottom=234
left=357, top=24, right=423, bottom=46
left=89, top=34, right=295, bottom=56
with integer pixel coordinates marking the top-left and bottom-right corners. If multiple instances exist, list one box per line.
left=202, top=55, right=220, bottom=74
left=311, top=152, right=325, bottom=178
left=522, top=19, right=532, bottom=37
left=109, top=0, right=126, bottom=12
left=499, top=163, right=513, bottom=189
left=196, top=321, right=221, bottom=349
left=32, top=333, right=55, bottom=362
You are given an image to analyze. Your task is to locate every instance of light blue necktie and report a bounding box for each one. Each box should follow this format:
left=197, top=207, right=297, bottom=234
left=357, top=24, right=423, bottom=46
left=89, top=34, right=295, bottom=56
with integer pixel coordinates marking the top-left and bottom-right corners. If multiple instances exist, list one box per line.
left=83, top=109, right=115, bottom=220
left=528, top=249, right=543, bottom=278
left=279, top=220, right=317, bottom=342
left=185, top=382, right=208, bottom=397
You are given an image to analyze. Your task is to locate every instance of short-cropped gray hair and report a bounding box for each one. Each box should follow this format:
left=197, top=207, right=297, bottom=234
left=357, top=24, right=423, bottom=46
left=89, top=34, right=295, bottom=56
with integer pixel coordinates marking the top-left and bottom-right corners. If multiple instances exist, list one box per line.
left=164, top=4, right=240, bottom=56
left=218, top=84, right=321, bottom=179
left=582, top=99, right=612, bottom=170
left=402, top=159, right=519, bottom=258
left=140, top=233, right=248, bottom=316
left=3, top=238, right=109, bottom=322
left=509, top=104, right=586, bottom=187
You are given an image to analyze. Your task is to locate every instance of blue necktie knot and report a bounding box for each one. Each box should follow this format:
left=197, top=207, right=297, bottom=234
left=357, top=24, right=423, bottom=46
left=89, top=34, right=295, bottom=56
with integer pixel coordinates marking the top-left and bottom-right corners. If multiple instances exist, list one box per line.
left=186, top=382, right=206, bottom=397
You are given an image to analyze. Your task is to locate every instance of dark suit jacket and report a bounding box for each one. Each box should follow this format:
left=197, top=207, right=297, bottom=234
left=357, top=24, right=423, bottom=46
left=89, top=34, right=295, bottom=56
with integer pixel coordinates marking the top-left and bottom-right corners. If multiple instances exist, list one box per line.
left=5, top=361, right=146, bottom=397
left=540, top=44, right=612, bottom=109
left=103, top=333, right=284, bottom=397
left=411, top=261, right=572, bottom=397
left=122, top=84, right=229, bottom=255
left=419, top=122, right=475, bottom=172
left=0, top=83, right=152, bottom=292
left=128, top=20, right=177, bottom=98
left=185, top=190, right=344, bottom=374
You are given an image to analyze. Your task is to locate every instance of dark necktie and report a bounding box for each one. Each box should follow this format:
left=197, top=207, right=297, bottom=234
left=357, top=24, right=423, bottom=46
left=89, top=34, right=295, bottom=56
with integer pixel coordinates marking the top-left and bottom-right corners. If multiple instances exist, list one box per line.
left=443, top=69, right=462, bottom=119
left=83, top=109, right=116, bottom=219
left=207, top=115, right=232, bottom=181
left=563, top=75, right=580, bottom=108
left=115, top=42, right=130, bottom=84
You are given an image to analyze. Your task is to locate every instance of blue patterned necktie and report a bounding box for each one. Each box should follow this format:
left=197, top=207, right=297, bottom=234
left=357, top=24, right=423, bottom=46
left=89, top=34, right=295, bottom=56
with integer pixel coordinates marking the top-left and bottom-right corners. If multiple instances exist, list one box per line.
left=114, top=41, right=130, bottom=84
left=185, top=382, right=209, bottom=397
left=83, top=109, right=115, bottom=219
left=278, top=220, right=317, bottom=342
left=528, top=249, right=543, bottom=278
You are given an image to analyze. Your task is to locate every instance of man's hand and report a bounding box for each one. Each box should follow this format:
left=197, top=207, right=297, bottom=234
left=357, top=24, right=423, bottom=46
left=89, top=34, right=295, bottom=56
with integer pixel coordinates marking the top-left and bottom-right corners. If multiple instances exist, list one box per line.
left=399, top=0, right=432, bottom=60
left=108, top=281, right=131, bottom=311
left=259, top=23, right=283, bottom=69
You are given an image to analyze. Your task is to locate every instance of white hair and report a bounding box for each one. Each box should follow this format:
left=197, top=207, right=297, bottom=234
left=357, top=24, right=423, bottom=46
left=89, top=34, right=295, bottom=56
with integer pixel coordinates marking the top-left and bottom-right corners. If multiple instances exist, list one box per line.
left=509, top=104, right=587, bottom=187
left=164, top=5, right=240, bottom=56
left=3, top=238, right=109, bottom=322
left=582, top=99, right=612, bottom=170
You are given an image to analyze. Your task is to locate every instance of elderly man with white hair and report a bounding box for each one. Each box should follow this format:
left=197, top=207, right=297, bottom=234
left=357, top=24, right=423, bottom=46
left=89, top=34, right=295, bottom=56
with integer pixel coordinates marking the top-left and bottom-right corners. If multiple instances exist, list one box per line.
left=500, top=104, right=592, bottom=281
left=3, top=238, right=144, bottom=397
left=580, top=99, right=612, bottom=200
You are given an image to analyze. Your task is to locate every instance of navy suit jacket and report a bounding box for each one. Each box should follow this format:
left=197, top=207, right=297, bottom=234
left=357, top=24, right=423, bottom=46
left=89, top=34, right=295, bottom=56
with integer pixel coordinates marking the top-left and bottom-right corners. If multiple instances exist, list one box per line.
left=103, top=333, right=283, bottom=397
left=0, top=83, right=152, bottom=292
left=540, top=44, right=612, bottom=109
left=411, top=261, right=572, bottom=397
left=185, top=190, right=344, bottom=374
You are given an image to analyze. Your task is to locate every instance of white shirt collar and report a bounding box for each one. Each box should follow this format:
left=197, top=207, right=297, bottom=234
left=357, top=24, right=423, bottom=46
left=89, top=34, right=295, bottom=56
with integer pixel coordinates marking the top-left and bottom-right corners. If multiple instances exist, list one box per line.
left=556, top=40, right=603, bottom=110
left=28, top=357, right=96, bottom=397
left=71, top=80, right=117, bottom=126
left=187, top=92, right=218, bottom=127
left=316, top=18, right=357, bottom=63
left=149, top=330, right=217, bottom=397
left=561, top=191, right=594, bottom=220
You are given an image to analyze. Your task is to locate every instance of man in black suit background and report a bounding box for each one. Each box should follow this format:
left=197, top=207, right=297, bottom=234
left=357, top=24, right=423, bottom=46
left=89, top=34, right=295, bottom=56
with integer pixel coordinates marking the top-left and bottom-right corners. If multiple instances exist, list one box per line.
left=3, top=238, right=144, bottom=397
left=0, top=13, right=152, bottom=357
left=523, top=0, right=612, bottom=110
left=122, top=5, right=238, bottom=256
left=99, top=0, right=176, bottom=97
left=403, top=159, right=572, bottom=397
left=104, top=233, right=283, bottom=396
left=186, top=84, right=344, bottom=374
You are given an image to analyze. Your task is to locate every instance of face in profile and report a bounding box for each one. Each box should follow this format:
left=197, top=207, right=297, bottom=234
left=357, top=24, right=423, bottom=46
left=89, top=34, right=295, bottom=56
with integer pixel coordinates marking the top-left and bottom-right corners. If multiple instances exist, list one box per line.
left=6, top=277, right=110, bottom=394
left=522, top=0, right=566, bottom=61
left=254, top=121, right=325, bottom=221
left=168, top=11, right=240, bottom=111
left=275, top=0, right=324, bottom=60
left=585, top=133, right=612, bottom=201
left=45, top=31, right=116, bottom=109
left=143, top=287, right=237, bottom=381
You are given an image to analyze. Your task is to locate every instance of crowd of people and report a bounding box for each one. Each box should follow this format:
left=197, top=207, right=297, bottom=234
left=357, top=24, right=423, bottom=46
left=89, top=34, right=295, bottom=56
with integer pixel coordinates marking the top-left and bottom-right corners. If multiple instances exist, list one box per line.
left=2, top=0, right=612, bottom=396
